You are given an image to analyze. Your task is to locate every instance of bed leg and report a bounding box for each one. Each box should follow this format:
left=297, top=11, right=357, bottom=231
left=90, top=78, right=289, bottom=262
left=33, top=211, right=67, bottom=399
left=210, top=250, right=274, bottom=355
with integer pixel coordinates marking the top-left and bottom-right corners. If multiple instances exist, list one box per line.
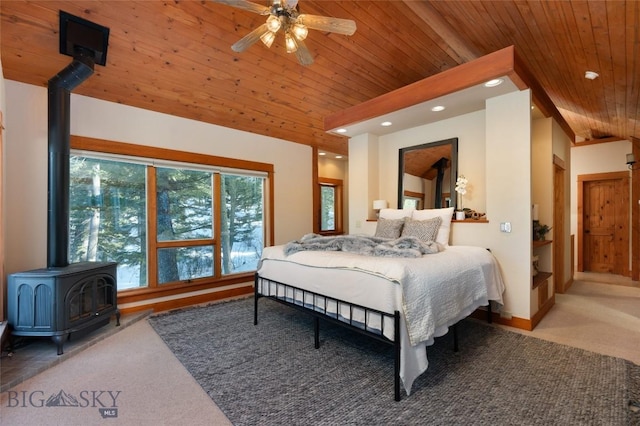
left=452, top=323, right=459, bottom=352
left=394, top=311, right=401, bottom=401
left=487, top=302, right=493, bottom=324
left=254, top=273, right=259, bottom=326
left=314, top=317, right=320, bottom=349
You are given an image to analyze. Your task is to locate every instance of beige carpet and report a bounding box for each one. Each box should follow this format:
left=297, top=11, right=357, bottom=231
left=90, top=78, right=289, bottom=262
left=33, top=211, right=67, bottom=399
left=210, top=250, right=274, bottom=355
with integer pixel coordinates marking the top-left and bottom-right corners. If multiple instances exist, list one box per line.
left=1, top=272, right=638, bottom=425
left=0, top=319, right=231, bottom=426
left=503, top=273, right=640, bottom=366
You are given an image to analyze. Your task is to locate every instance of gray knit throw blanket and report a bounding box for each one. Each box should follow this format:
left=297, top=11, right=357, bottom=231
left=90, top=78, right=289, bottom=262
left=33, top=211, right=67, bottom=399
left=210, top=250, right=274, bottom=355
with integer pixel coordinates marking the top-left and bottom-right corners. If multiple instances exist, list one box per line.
left=283, top=234, right=442, bottom=258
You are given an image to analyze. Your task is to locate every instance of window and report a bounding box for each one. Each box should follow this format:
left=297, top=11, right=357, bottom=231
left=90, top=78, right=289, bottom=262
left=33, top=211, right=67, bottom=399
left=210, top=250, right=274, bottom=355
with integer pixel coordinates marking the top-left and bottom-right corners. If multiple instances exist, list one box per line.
left=402, top=190, right=424, bottom=210
left=155, top=167, right=214, bottom=285
left=320, top=185, right=336, bottom=231
left=69, top=136, right=273, bottom=297
left=69, top=157, right=147, bottom=290
left=220, top=174, right=264, bottom=275
left=318, top=178, right=343, bottom=235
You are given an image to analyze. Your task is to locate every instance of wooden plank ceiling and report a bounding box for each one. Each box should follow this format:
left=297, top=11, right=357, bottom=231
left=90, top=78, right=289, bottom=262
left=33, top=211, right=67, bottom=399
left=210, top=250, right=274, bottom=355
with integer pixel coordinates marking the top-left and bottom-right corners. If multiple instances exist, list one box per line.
left=1, top=1, right=638, bottom=156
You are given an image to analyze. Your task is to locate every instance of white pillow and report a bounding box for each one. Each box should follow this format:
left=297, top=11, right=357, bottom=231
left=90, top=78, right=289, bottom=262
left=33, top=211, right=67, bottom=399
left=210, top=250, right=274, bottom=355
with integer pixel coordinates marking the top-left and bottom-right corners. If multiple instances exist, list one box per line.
left=379, top=208, right=413, bottom=220
left=411, top=207, right=454, bottom=246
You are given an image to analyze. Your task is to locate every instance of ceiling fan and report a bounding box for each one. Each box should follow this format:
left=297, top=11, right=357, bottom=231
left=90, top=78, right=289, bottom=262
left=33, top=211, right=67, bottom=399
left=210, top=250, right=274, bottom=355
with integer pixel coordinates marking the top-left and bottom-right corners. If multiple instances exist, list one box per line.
left=213, top=0, right=357, bottom=65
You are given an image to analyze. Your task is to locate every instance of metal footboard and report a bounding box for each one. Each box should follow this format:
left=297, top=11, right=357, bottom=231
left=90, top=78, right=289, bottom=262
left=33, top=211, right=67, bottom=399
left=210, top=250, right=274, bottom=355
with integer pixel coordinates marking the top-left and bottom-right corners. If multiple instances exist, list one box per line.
left=254, top=272, right=403, bottom=401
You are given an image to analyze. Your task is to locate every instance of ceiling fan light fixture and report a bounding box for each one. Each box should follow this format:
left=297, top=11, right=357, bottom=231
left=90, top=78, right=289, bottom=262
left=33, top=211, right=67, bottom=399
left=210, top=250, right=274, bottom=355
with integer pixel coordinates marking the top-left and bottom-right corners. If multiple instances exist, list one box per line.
left=260, top=31, right=276, bottom=48
left=266, top=15, right=282, bottom=32
left=215, top=0, right=356, bottom=65
left=285, top=32, right=298, bottom=53
left=292, top=23, right=308, bottom=40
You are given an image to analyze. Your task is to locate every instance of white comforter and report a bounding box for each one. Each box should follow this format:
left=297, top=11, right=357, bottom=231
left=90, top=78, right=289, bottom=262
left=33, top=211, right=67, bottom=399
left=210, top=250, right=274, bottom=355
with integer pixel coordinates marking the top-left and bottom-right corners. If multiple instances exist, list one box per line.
left=257, top=244, right=506, bottom=394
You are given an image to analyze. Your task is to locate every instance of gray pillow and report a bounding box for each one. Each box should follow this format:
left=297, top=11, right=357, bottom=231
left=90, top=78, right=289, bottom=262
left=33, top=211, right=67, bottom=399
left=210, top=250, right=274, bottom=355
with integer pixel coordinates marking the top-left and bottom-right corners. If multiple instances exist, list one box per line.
left=374, top=218, right=405, bottom=239
left=401, top=216, right=442, bottom=242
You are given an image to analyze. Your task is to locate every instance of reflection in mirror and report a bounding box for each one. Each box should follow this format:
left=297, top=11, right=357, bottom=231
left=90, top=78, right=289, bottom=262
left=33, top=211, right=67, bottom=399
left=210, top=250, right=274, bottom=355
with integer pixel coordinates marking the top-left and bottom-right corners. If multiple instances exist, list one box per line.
left=397, top=138, right=458, bottom=210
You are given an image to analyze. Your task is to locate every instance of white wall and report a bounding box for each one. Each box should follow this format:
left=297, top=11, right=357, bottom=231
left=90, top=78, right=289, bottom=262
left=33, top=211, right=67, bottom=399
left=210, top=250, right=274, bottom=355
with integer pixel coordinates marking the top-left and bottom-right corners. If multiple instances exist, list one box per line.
left=484, top=90, right=532, bottom=319
left=348, top=133, right=380, bottom=235
left=348, top=90, right=534, bottom=320
left=4, top=80, right=313, bottom=275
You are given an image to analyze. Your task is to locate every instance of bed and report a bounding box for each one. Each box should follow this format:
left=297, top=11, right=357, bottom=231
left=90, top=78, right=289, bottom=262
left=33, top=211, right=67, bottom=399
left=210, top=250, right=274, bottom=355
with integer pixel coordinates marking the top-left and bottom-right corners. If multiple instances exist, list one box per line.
left=254, top=208, right=506, bottom=401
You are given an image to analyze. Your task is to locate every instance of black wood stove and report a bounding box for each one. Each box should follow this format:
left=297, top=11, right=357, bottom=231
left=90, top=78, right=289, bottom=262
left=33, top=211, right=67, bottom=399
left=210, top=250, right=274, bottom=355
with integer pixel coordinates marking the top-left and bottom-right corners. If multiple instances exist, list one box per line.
left=7, top=262, right=119, bottom=355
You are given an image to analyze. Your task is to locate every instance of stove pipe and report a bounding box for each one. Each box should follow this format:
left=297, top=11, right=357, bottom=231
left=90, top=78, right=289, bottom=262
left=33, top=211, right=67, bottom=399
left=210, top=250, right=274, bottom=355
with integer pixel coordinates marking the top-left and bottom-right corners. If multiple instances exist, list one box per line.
left=47, top=50, right=95, bottom=268
left=46, top=11, right=109, bottom=268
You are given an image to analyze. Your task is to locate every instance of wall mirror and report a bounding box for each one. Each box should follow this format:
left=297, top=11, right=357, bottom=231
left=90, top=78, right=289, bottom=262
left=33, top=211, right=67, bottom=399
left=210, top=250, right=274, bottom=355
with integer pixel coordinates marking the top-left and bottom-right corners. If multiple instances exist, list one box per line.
left=397, top=137, right=458, bottom=210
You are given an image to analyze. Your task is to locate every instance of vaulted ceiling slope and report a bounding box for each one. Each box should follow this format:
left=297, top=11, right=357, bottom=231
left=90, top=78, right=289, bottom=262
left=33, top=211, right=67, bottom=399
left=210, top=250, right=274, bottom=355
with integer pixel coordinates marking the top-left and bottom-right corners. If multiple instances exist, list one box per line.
left=1, top=1, right=638, bottom=156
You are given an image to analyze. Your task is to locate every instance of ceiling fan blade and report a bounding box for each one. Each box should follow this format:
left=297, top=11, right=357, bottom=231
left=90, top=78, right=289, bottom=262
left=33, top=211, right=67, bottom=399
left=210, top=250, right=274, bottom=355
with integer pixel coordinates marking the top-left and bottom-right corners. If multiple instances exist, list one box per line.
left=211, top=0, right=270, bottom=15
left=231, top=23, right=270, bottom=53
left=293, top=38, right=314, bottom=66
left=296, top=14, right=357, bottom=35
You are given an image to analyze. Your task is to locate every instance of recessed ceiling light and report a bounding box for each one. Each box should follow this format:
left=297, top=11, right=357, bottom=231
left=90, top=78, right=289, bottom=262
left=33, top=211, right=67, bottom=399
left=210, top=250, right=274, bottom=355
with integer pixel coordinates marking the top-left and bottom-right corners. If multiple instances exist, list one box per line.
left=335, top=155, right=343, bottom=159
left=585, top=71, right=599, bottom=80
left=484, top=78, right=503, bottom=87
left=381, top=121, right=392, bottom=127
left=431, top=105, right=445, bottom=112
left=319, top=152, right=326, bottom=156
left=336, top=128, right=347, bottom=133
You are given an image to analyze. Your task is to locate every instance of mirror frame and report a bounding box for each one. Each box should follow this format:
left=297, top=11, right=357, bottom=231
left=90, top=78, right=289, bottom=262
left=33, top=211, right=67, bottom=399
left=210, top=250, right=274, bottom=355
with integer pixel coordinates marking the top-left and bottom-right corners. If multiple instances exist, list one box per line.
left=397, top=137, right=458, bottom=210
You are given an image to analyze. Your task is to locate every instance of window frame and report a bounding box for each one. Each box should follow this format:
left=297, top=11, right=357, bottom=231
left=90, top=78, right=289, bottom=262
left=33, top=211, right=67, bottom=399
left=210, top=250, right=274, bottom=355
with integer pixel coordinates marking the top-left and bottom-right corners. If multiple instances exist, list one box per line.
left=71, top=135, right=274, bottom=304
left=318, top=177, right=343, bottom=235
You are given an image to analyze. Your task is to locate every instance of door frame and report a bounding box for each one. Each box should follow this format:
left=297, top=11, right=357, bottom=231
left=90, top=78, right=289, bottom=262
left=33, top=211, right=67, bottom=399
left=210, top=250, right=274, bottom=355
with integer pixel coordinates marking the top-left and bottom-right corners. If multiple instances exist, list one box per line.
left=577, top=171, right=630, bottom=275
left=553, top=156, right=565, bottom=293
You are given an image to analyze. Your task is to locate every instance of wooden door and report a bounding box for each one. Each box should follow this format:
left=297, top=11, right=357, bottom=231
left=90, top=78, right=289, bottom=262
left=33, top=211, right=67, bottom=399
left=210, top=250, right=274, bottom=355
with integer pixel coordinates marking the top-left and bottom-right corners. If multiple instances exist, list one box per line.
left=580, top=174, right=630, bottom=276
left=584, top=180, right=616, bottom=272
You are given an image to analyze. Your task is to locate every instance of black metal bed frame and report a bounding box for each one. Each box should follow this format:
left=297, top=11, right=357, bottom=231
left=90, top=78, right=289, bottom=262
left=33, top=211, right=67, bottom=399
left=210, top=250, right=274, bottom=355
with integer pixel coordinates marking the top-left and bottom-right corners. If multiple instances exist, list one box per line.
left=254, top=272, right=496, bottom=401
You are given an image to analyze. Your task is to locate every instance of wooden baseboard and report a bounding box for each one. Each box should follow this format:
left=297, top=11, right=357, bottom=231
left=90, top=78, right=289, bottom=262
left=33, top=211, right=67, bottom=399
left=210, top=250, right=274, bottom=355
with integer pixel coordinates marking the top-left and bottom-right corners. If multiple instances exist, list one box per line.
left=531, top=293, right=555, bottom=330
left=471, top=295, right=555, bottom=332
left=469, top=308, right=532, bottom=330
left=564, top=276, right=574, bottom=292
left=119, top=285, right=253, bottom=315
left=121, top=288, right=555, bottom=334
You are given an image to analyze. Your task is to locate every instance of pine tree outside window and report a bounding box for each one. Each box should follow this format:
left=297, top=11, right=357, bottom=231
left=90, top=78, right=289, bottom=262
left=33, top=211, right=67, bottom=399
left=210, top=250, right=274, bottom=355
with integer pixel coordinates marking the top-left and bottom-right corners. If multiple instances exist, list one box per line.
left=318, top=178, right=343, bottom=235
left=69, top=141, right=270, bottom=295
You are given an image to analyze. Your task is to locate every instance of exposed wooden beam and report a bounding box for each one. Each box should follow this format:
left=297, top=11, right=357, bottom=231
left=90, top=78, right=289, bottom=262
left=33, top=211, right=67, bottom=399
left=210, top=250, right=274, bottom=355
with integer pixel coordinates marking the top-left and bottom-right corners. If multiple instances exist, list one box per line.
left=325, top=46, right=576, bottom=143
left=400, top=0, right=481, bottom=63
left=325, top=46, right=518, bottom=131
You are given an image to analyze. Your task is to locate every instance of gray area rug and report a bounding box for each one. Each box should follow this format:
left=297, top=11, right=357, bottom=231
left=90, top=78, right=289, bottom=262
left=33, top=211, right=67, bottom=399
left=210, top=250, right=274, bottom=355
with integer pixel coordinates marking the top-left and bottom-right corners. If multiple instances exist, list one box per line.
left=149, top=297, right=640, bottom=425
